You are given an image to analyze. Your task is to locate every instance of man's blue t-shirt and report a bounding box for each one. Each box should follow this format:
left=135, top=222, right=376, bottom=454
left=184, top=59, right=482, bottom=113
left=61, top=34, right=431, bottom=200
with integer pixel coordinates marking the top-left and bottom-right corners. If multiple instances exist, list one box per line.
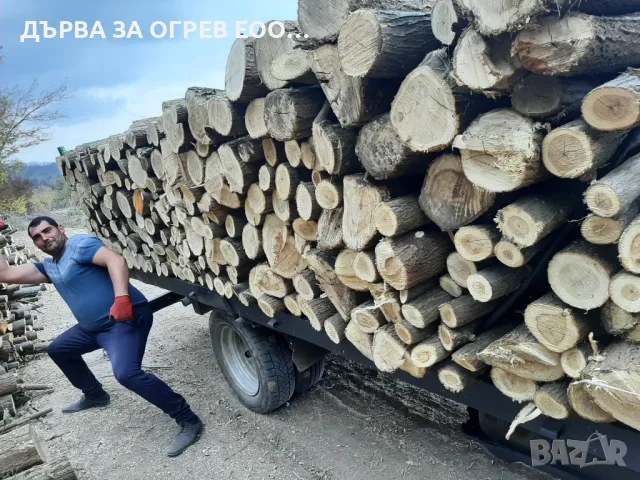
left=34, top=234, right=147, bottom=332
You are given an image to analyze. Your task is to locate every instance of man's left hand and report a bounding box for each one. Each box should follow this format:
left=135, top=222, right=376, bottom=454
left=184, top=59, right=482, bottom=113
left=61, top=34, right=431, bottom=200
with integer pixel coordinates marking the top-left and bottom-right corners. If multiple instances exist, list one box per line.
left=110, top=295, right=134, bottom=322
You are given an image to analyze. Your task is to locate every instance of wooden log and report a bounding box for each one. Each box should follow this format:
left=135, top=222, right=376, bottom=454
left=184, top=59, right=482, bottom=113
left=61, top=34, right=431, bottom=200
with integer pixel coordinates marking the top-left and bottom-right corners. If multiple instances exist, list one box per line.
left=334, top=249, right=371, bottom=292
left=453, top=225, right=499, bottom=262
left=356, top=113, right=427, bottom=180
left=376, top=230, right=452, bottom=290
left=542, top=119, right=628, bottom=179
left=255, top=267, right=293, bottom=299
left=219, top=139, right=260, bottom=194
left=325, top=313, right=348, bottom=344
left=237, top=138, right=265, bottom=163
left=297, top=0, right=433, bottom=43
left=226, top=37, right=270, bottom=103
left=582, top=341, right=640, bottom=430
left=304, top=249, right=358, bottom=321
left=609, top=270, right=640, bottom=313
left=548, top=240, right=619, bottom=310
left=582, top=205, right=639, bottom=245
left=431, top=0, right=467, bottom=46
left=419, top=154, right=496, bottom=231
left=477, top=324, right=565, bottom=381
left=264, top=87, right=326, bottom=141
left=438, top=322, right=478, bottom=352
left=453, top=109, right=547, bottom=193
left=438, top=361, right=480, bottom=393
left=451, top=324, right=512, bottom=372
left=225, top=215, right=248, bottom=239
left=293, top=269, right=322, bottom=301
left=452, top=28, right=524, bottom=93
left=258, top=295, right=286, bottom=318
left=300, top=139, right=317, bottom=170
left=208, top=93, right=247, bottom=138
left=5, top=455, right=78, bottom=480
left=275, top=164, right=300, bottom=202
left=373, top=324, right=409, bottom=372
left=490, top=368, right=537, bottom=403
left=495, top=190, right=579, bottom=248
left=398, top=280, right=437, bottom=304
left=586, top=153, right=640, bottom=218
left=400, top=285, right=451, bottom=330
left=245, top=98, right=269, bottom=139
left=296, top=182, right=321, bottom=221
left=300, top=297, right=338, bottom=331
left=185, top=87, right=219, bottom=146
left=467, top=265, right=529, bottom=303
left=494, top=237, right=551, bottom=268
left=512, top=75, right=599, bottom=124
left=262, top=139, right=286, bottom=168
left=524, top=292, right=597, bottom=353
left=411, top=335, right=449, bottom=368
left=292, top=219, right=318, bottom=242
left=284, top=139, right=303, bottom=167
left=448, top=253, right=487, bottom=288
left=582, top=69, right=640, bottom=132
left=0, top=425, right=49, bottom=477
left=513, top=12, right=640, bottom=77
left=144, top=118, right=164, bottom=147
left=272, top=190, right=292, bottom=222
left=601, top=299, right=639, bottom=336
left=343, top=174, right=392, bottom=251
left=395, top=321, right=435, bottom=346
left=247, top=184, right=272, bottom=216
left=0, top=393, right=16, bottom=417
left=567, top=381, right=616, bottom=424
left=271, top=49, right=314, bottom=84
left=262, top=215, right=307, bottom=279
left=345, top=318, right=373, bottom=360
left=311, top=44, right=395, bottom=128
left=220, top=238, right=250, bottom=268
left=353, top=251, right=380, bottom=283
left=561, top=343, right=593, bottom=379
left=258, top=164, right=276, bottom=192
left=313, top=114, right=359, bottom=176
left=392, top=48, right=492, bottom=154
left=315, top=179, right=343, bottom=210
left=284, top=294, right=302, bottom=316
left=439, top=295, right=498, bottom=328
left=368, top=284, right=404, bottom=324
left=337, top=10, right=437, bottom=79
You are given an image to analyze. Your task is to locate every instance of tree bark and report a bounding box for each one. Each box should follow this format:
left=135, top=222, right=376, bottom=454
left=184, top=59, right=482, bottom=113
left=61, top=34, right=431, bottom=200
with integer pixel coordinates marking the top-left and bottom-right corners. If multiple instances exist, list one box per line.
left=0, top=425, right=49, bottom=477
left=376, top=230, right=453, bottom=290
left=467, top=264, right=529, bottom=302
left=237, top=138, right=265, bottom=164
left=585, top=152, right=640, bottom=217
left=5, top=455, right=78, bottom=480
left=0, top=373, right=17, bottom=396
left=419, top=154, right=496, bottom=231
left=262, top=139, right=287, bottom=167
left=477, top=324, right=565, bottom=381
left=453, top=109, right=547, bottom=193
left=401, top=286, right=451, bottom=328
left=395, top=321, right=436, bottom=345
left=512, top=75, right=599, bottom=124
left=345, top=318, right=373, bottom=360
left=293, top=269, right=322, bottom=301
left=338, top=10, right=438, bottom=79
left=601, top=299, right=640, bottom=336
left=548, top=240, right=619, bottom=310
left=451, top=324, right=513, bottom=372
left=300, top=297, right=338, bottom=331
left=265, top=87, right=326, bottom=141
left=438, top=294, right=499, bottom=328
left=225, top=215, right=248, bottom=239
left=438, top=322, right=477, bottom=352
left=226, top=37, right=270, bottom=103
left=313, top=115, right=360, bottom=176
left=325, top=314, right=348, bottom=344
left=513, top=12, right=640, bottom=77
left=356, top=113, right=430, bottom=180
left=542, top=119, right=628, bottom=179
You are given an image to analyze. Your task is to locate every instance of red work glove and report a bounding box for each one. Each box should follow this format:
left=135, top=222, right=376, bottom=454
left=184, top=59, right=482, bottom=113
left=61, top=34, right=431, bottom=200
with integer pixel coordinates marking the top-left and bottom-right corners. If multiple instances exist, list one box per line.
left=110, top=295, right=134, bottom=322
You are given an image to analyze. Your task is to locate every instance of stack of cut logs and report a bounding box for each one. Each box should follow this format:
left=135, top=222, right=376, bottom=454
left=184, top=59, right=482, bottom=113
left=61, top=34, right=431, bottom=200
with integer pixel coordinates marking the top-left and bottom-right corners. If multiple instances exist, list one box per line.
left=58, top=0, right=640, bottom=432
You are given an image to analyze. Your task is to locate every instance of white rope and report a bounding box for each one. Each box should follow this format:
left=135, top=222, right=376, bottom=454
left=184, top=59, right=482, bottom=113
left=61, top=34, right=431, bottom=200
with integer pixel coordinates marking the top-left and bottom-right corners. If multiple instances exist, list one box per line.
left=506, top=402, right=541, bottom=440
left=573, top=378, right=640, bottom=399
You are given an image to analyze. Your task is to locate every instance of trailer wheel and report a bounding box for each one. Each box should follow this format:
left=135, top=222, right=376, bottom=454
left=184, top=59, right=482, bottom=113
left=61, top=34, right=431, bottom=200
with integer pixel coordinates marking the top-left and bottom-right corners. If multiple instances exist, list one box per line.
left=294, top=360, right=325, bottom=394
left=208, top=311, right=295, bottom=414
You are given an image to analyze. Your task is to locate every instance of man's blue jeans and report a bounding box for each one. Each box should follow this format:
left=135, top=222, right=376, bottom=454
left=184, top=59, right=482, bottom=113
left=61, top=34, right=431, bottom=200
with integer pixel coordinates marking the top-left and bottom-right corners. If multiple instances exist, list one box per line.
left=47, top=302, right=197, bottom=424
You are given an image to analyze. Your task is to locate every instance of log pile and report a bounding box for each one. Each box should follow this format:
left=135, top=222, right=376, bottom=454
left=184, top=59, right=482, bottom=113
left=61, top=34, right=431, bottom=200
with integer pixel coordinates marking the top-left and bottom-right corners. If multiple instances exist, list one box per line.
left=58, top=0, right=640, bottom=432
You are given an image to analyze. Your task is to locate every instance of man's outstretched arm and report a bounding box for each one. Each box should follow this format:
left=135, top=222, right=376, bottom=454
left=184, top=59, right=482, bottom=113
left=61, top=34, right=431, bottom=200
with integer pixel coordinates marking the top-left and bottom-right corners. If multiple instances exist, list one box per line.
left=0, top=255, right=50, bottom=285
left=92, top=246, right=134, bottom=321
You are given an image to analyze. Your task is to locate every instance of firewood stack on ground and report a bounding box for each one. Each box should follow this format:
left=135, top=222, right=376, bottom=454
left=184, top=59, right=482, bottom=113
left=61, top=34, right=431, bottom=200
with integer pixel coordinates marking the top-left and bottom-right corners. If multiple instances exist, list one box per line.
left=57, top=0, right=640, bottom=432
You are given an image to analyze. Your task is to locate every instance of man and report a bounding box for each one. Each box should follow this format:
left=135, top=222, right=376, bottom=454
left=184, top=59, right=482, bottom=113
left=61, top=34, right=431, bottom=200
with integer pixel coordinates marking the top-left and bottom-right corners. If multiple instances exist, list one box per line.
left=0, top=216, right=202, bottom=457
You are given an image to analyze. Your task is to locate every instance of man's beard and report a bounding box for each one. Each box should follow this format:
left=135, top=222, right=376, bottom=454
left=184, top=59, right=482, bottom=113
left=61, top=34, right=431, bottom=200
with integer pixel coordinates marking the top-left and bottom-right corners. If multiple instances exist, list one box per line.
left=42, top=239, right=64, bottom=257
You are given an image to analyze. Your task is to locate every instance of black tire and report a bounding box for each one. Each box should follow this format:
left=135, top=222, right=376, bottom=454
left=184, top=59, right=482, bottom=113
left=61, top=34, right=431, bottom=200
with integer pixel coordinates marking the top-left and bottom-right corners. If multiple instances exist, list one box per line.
left=294, top=360, right=325, bottom=394
left=208, top=311, right=295, bottom=414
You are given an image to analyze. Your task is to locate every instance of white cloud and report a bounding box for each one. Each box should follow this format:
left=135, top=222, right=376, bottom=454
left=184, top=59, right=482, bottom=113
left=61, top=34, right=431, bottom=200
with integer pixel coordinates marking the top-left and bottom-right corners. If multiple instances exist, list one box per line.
left=20, top=69, right=225, bottom=164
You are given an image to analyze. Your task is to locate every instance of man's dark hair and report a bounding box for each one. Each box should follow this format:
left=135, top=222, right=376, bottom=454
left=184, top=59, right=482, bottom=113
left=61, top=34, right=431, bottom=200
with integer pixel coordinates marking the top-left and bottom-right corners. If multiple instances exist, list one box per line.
left=28, top=216, right=59, bottom=237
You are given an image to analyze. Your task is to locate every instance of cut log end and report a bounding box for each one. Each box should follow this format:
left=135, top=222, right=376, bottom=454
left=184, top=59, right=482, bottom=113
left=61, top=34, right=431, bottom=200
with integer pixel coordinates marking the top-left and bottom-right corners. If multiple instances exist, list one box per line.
left=490, top=367, right=537, bottom=403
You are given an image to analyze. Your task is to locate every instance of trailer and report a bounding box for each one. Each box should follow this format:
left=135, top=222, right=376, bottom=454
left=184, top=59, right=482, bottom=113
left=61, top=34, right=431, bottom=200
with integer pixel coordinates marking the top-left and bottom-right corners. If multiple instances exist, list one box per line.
left=132, top=269, right=639, bottom=480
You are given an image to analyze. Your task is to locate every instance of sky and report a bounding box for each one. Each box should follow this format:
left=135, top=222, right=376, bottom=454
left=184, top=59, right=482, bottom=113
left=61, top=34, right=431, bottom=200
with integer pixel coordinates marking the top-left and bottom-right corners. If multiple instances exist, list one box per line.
left=0, top=0, right=299, bottom=164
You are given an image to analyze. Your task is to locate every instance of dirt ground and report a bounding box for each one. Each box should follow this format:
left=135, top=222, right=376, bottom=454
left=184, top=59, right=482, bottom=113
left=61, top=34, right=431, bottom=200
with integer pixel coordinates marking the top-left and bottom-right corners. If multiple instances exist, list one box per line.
left=14, top=230, right=548, bottom=480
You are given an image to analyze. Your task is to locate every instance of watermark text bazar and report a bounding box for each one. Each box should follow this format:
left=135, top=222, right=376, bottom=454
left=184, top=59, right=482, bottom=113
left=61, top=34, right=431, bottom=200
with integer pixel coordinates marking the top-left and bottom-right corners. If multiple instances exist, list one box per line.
left=530, top=433, right=627, bottom=468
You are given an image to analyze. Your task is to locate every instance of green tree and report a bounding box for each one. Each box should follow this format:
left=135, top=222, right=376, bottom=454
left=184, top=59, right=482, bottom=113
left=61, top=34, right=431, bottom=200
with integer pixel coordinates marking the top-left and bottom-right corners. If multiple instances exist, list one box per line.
left=0, top=48, right=72, bottom=212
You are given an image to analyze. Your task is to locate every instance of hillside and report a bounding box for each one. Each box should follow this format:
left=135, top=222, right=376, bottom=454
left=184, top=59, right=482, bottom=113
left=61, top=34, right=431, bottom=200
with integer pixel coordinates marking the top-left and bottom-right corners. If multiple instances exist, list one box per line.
left=16, top=162, right=61, bottom=188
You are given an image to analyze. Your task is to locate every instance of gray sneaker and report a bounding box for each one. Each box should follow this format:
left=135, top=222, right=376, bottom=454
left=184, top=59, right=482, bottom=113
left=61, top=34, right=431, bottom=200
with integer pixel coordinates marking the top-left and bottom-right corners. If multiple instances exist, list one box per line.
left=62, top=393, right=111, bottom=413
left=167, top=418, right=203, bottom=457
